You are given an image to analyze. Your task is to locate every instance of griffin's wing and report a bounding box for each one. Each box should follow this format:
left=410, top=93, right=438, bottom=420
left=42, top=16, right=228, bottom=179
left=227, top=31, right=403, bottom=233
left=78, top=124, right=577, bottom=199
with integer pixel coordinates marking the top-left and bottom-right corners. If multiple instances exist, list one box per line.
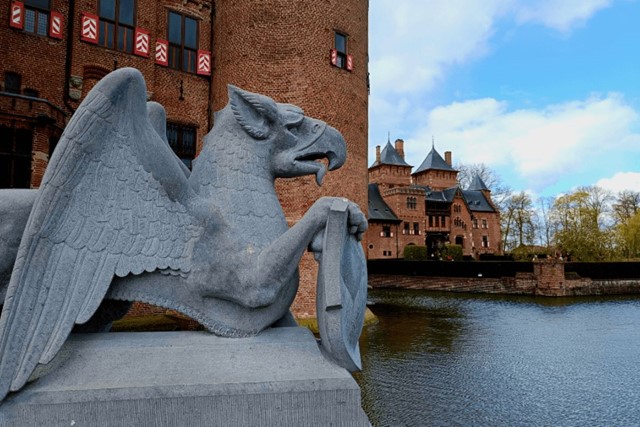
left=0, top=68, right=202, bottom=401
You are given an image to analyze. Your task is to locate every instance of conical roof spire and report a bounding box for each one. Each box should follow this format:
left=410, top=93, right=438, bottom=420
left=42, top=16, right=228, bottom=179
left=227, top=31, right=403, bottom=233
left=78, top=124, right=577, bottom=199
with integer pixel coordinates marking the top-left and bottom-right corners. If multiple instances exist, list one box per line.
left=468, top=174, right=490, bottom=191
left=413, top=140, right=455, bottom=174
left=370, top=137, right=411, bottom=168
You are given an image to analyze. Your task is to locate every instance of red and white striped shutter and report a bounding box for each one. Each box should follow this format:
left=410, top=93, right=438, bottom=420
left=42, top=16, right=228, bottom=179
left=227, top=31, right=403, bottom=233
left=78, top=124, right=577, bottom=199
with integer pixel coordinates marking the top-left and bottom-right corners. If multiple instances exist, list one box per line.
left=80, top=12, right=99, bottom=44
left=346, top=54, right=353, bottom=71
left=9, top=1, right=24, bottom=30
left=155, top=39, right=168, bottom=66
left=49, top=11, right=63, bottom=39
left=330, top=49, right=338, bottom=66
left=197, top=50, right=211, bottom=76
left=133, top=28, right=150, bottom=57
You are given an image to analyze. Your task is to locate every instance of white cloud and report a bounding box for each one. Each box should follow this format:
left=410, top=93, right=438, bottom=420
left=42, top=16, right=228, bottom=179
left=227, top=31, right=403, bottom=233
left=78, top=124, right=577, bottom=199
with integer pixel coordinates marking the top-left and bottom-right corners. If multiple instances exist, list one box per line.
left=596, top=172, right=640, bottom=193
left=403, top=94, right=640, bottom=191
left=370, top=0, right=505, bottom=95
left=369, top=0, right=614, bottom=96
left=514, top=0, right=613, bottom=32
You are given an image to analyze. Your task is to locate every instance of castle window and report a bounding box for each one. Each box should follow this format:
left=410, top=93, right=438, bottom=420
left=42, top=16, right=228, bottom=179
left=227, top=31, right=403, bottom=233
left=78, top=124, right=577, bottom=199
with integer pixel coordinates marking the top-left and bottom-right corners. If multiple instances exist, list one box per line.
left=473, top=218, right=478, bottom=229
left=166, top=122, right=197, bottom=169
left=404, top=222, right=410, bottom=235
left=380, top=225, right=392, bottom=238
left=429, top=215, right=434, bottom=228
left=441, top=215, right=446, bottom=228
left=3, top=73, right=21, bottom=94
left=334, top=32, right=348, bottom=69
left=0, top=126, right=32, bottom=189
left=482, top=236, right=489, bottom=247
left=24, top=0, right=50, bottom=36
left=98, top=0, right=136, bottom=53
left=482, top=219, right=488, bottom=229
left=413, top=222, right=420, bottom=235
left=407, top=197, right=417, bottom=209
left=168, top=11, right=198, bottom=73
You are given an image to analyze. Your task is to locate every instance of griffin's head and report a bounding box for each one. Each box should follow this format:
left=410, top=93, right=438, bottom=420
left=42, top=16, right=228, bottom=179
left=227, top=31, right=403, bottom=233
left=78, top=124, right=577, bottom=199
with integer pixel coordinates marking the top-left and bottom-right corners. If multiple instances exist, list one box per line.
left=227, top=85, right=346, bottom=185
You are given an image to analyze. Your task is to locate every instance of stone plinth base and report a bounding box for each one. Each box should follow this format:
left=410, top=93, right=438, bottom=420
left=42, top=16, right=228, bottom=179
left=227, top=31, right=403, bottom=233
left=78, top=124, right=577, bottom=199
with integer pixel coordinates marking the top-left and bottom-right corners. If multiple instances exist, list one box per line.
left=0, top=327, right=369, bottom=426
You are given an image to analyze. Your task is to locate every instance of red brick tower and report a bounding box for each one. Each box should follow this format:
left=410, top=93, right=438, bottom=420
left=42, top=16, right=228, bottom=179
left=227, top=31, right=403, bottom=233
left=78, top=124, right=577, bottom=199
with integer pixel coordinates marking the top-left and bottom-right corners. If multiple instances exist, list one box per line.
left=212, top=0, right=369, bottom=317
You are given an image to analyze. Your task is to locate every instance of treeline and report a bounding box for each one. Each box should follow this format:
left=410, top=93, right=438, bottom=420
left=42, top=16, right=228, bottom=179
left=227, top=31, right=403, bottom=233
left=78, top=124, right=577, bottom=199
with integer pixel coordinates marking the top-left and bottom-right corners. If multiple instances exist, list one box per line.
left=456, top=163, right=640, bottom=261
left=502, top=187, right=640, bottom=261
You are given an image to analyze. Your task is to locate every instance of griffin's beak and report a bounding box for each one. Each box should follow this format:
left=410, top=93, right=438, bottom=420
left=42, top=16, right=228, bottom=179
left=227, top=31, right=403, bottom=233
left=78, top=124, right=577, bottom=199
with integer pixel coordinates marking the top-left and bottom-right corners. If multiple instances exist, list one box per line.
left=322, top=126, right=347, bottom=171
left=293, top=124, right=347, bottom=185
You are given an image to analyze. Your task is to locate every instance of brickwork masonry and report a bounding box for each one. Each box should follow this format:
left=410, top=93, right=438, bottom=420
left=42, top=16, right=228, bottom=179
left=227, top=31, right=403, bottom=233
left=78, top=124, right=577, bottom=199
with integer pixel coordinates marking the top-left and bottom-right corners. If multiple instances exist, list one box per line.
left=369, top=260, right=640, bottom=297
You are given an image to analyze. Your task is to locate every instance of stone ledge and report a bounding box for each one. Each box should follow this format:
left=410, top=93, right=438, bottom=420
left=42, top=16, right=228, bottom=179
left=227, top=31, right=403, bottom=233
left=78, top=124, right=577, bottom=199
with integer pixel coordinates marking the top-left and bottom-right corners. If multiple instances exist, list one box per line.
left=1, top=328, right=369, bottom=427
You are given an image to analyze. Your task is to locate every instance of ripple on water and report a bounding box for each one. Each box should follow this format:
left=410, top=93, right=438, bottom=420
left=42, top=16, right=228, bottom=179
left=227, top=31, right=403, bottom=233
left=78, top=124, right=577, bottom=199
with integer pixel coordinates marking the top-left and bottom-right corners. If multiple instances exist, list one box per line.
left=356, top=290, right=640, bottom=427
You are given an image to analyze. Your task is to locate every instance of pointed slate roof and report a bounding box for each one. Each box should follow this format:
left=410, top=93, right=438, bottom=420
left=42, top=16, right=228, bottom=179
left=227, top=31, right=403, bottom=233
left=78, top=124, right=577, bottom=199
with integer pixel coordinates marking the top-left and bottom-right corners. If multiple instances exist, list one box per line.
left=413, top=145, right=455, bottom=174
left=370, top=141, right=411, bottom=168
left=418, top=184, right=496, bottom=212
left=461, top=190, right=496, bottom=212
left=468, top=174, right=490, bottom=191
left=368, top=184, right=401, bottom=222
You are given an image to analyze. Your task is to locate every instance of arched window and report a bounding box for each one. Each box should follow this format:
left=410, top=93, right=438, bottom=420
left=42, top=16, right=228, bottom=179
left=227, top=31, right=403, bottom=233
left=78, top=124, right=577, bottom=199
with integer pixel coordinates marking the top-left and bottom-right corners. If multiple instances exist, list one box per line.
left=406, top=197, right=417, bottom=209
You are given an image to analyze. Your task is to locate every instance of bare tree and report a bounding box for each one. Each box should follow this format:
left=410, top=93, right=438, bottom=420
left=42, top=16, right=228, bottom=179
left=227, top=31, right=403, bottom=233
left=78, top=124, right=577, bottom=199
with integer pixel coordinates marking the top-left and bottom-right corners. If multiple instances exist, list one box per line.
left=536, top=196, right=555, bottom=249
left=502, top=192, right=536, bottom=252
left=454, top=162, right=512, bottom=211
left=612, top=190, right=640, bottom=224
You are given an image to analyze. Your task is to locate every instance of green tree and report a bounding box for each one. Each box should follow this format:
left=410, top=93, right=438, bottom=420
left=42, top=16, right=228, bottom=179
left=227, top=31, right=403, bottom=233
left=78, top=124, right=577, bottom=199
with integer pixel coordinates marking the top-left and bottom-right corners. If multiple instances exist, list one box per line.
left=616, top=211, right=640, bottom=259
left=550, top=186, right=614, bottom=261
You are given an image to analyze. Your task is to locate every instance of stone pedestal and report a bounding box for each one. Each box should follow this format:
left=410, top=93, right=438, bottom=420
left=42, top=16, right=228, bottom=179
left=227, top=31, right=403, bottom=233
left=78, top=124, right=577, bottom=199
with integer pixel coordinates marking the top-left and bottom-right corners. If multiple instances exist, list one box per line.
left=0, top=327, right=369, bottom=426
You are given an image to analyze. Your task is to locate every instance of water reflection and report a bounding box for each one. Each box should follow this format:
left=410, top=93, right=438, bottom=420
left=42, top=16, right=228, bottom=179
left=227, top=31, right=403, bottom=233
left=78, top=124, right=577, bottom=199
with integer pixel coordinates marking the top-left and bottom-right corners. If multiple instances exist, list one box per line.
left=356, top=289, right=640, bottom=427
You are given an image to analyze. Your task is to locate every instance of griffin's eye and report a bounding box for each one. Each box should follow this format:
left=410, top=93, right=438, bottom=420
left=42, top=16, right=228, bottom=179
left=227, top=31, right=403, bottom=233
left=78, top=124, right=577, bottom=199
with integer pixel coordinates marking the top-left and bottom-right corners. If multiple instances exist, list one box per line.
left=312, top=123, right=321, bottom=134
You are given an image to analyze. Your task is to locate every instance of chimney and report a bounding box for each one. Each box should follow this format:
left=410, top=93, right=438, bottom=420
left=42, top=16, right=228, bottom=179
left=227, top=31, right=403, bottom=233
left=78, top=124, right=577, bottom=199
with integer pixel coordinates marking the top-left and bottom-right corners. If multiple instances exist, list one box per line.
left=375, top=145, right=381, bottom=163
left=395, top=139, right=405, bottom=159
left=445, top=151, right=452, bottom=166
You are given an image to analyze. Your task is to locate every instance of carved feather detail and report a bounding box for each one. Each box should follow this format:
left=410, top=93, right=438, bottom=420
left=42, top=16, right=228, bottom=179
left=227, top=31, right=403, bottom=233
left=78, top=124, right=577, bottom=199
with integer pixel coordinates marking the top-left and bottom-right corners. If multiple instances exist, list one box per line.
left=0, top=68, right=203, bottom=399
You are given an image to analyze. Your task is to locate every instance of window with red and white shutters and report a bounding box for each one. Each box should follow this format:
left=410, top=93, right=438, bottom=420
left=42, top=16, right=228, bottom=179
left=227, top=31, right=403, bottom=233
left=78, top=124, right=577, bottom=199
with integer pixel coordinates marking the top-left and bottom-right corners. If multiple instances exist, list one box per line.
left=133, top=28, right=150, bottom=57
left=197, top=50, right=211, bottom=76
left=9, top=1, right=25, bottom=29
left=155, top=40, right=169, bottom=66
left=80, top=12, right=99, bottom=44
left=49, top=11, right=63, bottom=39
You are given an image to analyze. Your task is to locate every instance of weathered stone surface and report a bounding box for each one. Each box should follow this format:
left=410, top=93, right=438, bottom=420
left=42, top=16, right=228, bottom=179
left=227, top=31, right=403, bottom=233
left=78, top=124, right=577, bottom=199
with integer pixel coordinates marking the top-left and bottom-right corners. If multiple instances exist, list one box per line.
left=0, top=67, right=368, bottom=402
left=0, top=189, right=37, bottom=304
left=0, top=327, right=370, bottom=426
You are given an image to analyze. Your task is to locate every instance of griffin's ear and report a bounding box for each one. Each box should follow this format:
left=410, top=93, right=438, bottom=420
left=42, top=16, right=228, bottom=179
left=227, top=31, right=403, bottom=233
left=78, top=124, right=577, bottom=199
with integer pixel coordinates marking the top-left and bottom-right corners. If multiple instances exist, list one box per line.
left=228, top=85, right=278, bottom=140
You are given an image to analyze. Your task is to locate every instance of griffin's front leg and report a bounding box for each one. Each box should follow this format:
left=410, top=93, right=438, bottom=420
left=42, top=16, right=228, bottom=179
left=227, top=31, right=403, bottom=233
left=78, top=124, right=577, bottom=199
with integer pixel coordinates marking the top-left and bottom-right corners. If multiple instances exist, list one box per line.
left=245, top=197, right=366, bottom=308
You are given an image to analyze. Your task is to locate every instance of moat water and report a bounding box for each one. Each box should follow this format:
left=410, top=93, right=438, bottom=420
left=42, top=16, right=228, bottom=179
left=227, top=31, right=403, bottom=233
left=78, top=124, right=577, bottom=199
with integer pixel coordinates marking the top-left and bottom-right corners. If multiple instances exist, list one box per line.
left=354, top=289, right=640, bottom=426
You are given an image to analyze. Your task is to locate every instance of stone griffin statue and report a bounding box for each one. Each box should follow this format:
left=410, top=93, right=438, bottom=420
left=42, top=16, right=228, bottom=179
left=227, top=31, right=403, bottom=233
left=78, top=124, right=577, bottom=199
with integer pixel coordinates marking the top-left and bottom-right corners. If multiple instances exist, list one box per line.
left=0, top=68, right=367, bottom=402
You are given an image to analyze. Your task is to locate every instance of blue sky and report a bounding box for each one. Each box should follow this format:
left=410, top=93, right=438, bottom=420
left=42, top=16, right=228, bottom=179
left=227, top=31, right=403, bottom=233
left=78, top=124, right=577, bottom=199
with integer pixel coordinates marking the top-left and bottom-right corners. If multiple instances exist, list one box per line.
left=369, top=0, right=640, bottom=198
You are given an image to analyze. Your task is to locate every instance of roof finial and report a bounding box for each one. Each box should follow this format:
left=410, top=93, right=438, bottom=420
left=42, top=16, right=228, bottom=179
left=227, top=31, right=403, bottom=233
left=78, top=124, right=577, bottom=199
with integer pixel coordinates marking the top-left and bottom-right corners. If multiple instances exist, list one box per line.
left=432, top=135, right=435, bottom=149
left=388, top=131, right=391, bottom=144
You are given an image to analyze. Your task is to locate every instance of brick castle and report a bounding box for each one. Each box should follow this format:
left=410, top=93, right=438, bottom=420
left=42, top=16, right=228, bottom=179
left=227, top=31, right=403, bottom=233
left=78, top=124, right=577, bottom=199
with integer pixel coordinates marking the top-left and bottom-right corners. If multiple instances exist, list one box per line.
left=366, top=138, right=503, bottom=259
left=1, top=0, right=368, bottom=318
